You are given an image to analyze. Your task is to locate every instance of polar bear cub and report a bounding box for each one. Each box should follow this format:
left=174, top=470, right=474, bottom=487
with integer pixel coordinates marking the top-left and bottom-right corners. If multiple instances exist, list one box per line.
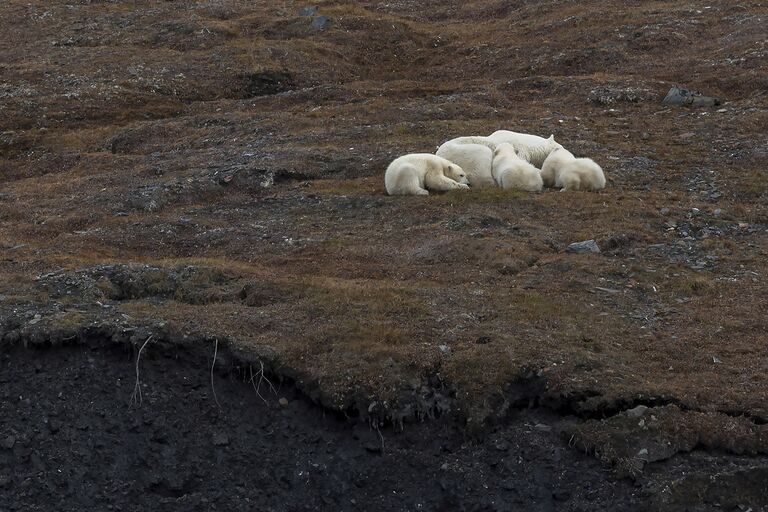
left=385, top=153, right=470, bottom=196
left=541, top=148, right=606, bottom=191
left=492, top=143, right=543, bottom=192
left=435, top=139, right=496, bottom=189
left=486, top=130, right=563, bottom=167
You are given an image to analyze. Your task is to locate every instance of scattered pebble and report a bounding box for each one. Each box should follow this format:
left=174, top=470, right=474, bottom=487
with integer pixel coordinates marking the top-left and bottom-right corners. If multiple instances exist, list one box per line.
left=438, top=344, right=451, bottom=355
left=494, top=439, right=510, bottom=451
left=1, top=436, right=16, bottom=449
left=212, top=433, right=230, bottom=446
left=534, top=423, right=552, bottom=432
left=278, top=397, right=289, bottom=407
left=566, top=240, right=600, bottom=254
left=626, top=405, right=648, bottom=418
left=299, top=6, right=318, bottom=16
left=310, top=15, right=330, bottom=30
left=662, top=86, right=721, bottom=107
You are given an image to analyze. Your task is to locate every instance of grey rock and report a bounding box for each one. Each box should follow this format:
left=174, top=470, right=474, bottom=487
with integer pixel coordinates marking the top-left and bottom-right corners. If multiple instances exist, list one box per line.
left=662, top=86, right=721, bottom=107
left=278, top=397, right=289, bottom=407
left=566, top=240, right=600, bottom=254
left=299, top=6, right=318, bottom=16
left=626, top=405, right=648, bottom=418
left=660, top=207, right=671, bottom=215
left=534, top=423, right=552, bottom=432
left=1, top=436, right=15, bottom=449
left=494, top=439, right=510, bottom=451
left=310, top=15, right=330, bottom=30
left=212, top=433, right=230, bottom=446
left=438, top=344, right=451, bottom=355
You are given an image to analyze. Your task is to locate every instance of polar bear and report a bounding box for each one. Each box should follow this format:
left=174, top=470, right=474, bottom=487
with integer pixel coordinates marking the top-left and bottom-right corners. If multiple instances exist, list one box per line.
left=435, top=140, right=496, bottom=188
left=438, top=135, right=499, bottom=150
left=540, top=148, right=606, bottom=191
left=492, top=143, right=543, bottom=192
left=384, top=153, right=470, bottom=196
left=486, top=130, right=563, bottom=167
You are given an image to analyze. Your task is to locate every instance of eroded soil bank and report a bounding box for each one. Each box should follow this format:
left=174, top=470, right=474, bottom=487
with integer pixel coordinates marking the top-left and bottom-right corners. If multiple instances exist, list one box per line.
left=1, top=343, right=767, bottom=511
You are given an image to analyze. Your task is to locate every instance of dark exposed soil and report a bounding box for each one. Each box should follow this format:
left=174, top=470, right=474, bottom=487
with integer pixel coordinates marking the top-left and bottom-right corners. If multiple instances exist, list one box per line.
left=2, top=343, right=767, bottom=512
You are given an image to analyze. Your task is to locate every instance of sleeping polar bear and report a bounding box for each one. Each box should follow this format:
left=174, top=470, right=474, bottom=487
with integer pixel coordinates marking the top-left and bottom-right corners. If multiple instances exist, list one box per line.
left=435, top=139, right=496, bottom=188
left=492, top=143, right=543, bottom=192
left=486, top=130, right=563, bottom=167
left=541, top=148, right=605, bottom=191
left=385, top=153, right=470, bottom=196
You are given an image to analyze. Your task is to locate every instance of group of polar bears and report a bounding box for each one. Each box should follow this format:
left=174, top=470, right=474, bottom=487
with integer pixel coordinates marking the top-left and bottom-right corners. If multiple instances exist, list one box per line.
left=384, top=130, right=606, bottom=196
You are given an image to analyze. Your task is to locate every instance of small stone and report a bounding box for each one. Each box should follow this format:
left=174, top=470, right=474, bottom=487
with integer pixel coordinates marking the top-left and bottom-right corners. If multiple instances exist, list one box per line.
left=637, top=448, right=649, bottom=457
left=712, top=356, right=723, bottom=364
left=494, top=439, right=510, bottom=451
left=713, top=209, right=722, bottom=217
left=566, top=240, right=600, bottom=254
left=738, top=222, right=749, bottom=229
left=438, top=344, right=451, bottom=355
left=440, top=463, right=449, bottom=471
left=299, top=6, right=318, bottom=16
left=626, top=405, right=648, bottom=418
left=660, top=207, right=670, bottom=215
left=662, top=86, right=721, bottom=107
left=310, top=15, right=330, bottom=30
left=533, top=423, right=552, bottom=432
left=212, top=433, right=230, bottom=446
left=1, top=436, right=15, bottom=449
left=278, top=397, right=289, bottom=407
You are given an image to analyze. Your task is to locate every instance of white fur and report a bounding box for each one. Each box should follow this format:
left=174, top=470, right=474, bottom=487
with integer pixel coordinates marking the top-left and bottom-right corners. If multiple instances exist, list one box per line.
left=492, top=143, right=543, bottom=192
left=486, top=130, right=563, bottom=167
left=541, top=148, right=606, bottom=191
left=435, top=141, right=496, bottom=188
left=439, top=135, right=499, bottom=150
left=384, top=153, right=470, bottom=196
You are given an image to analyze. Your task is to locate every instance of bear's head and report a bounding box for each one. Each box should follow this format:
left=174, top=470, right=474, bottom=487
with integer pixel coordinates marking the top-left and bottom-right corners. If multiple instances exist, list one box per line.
left=445, top=164, right=469, bottom=185
left=494, top=142, right=517, bottom=158
left=548, top=135, right=564, bottom=150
